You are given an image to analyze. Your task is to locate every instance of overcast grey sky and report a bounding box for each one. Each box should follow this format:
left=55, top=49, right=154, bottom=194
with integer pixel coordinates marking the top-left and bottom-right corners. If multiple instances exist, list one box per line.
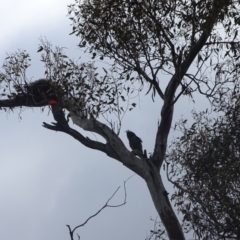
left=0, top=1, right=209, bottom=240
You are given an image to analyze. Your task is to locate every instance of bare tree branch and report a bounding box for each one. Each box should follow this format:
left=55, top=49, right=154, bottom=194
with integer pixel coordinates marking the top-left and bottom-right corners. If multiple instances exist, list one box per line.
left=152, top=0, right=232, bottom=170
left=0, top=95, right=48, bottom=108
left=69, top=112, right=148, bottom=178
left=66, top=175, right=135, bottom=240
left=42, top=122, right=119, bottom=159
left=205, top=41, right=240, bottom=46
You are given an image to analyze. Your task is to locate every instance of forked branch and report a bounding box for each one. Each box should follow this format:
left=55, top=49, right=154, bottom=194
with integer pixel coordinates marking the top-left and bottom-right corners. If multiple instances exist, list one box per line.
left=66, top=175, right=135, bottom=240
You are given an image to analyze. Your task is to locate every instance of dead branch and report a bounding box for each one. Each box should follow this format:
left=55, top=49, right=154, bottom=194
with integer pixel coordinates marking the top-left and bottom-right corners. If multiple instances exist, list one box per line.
left=66, top=175, right=135, bottom=240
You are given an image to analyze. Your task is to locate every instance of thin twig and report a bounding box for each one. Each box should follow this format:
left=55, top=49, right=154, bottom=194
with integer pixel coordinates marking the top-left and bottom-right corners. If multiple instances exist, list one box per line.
left=67, top=174, right=135, bottom=240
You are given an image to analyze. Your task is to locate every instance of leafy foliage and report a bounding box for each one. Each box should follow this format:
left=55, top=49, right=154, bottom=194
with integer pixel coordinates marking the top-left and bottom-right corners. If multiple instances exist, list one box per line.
left=0, top=50, right=31, bottom=96
left=0, top=40, right=138, bottom=130
left=167, top=86, right=240, bottom=239
left=68, top=0, right=240, bottom=100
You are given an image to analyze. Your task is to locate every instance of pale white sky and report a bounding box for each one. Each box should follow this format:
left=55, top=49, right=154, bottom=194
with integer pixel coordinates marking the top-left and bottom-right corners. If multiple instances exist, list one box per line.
left=0, top=0, right=69, bottom=45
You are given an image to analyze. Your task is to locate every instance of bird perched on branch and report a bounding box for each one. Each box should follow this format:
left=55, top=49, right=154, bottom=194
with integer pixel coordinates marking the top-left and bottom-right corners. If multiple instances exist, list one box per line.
left=48, top=99, right=69, bottom=131
left=126, top=130, right=143, bottom=155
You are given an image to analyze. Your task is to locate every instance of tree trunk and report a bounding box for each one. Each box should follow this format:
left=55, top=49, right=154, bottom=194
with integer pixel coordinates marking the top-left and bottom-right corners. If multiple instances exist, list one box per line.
left=145, top=163, right=185, bottom=240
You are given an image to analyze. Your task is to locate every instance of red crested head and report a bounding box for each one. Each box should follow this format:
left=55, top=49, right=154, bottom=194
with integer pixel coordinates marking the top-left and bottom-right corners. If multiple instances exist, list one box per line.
left=48, top=99, right=58, bottom=106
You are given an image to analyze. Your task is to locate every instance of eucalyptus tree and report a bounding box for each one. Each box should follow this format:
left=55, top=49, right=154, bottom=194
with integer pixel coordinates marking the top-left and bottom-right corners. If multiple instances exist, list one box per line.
left=0, top=0, right=239, bottom=239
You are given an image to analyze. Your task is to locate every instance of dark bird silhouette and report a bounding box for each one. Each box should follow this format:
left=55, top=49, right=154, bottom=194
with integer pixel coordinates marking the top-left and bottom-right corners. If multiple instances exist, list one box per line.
left=126, top=130, right=143, bottom=154
left=48, top=100, right=69, bottom=131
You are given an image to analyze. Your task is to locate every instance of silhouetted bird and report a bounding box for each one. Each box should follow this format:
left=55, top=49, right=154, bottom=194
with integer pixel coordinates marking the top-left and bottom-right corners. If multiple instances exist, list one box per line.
left=126, top=130, right=143, bottom=154
left=48, top=100, right=69, bottom=131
